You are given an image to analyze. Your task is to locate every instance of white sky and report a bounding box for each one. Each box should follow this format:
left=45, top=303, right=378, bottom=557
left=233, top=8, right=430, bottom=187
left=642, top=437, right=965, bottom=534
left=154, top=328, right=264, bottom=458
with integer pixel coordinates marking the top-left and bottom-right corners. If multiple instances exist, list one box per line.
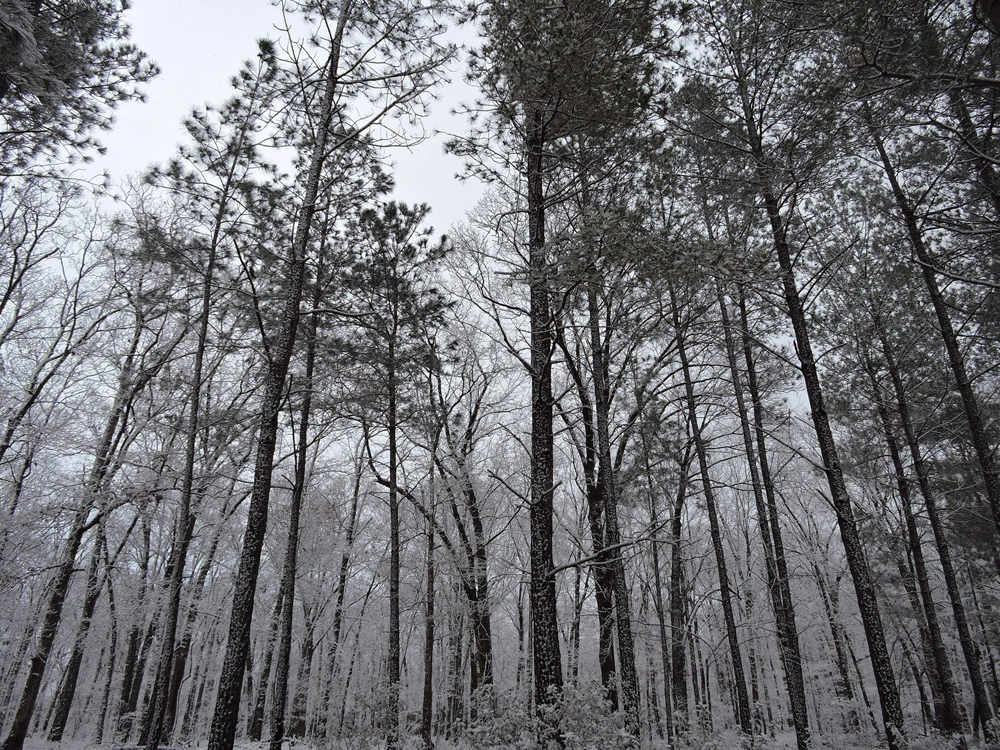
left=94, top=0, right=483, bottom=234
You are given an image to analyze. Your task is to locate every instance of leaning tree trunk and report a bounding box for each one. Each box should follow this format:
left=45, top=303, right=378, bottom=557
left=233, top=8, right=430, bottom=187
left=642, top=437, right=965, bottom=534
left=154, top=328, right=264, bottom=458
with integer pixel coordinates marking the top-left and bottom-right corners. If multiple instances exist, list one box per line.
left=717, top=281, right=811, bottom=750
left=670, top=284, right=753, bottom=736
left=870, top=120, right=1000, bottom=555
left=268, top=260, right=322, bottom=750
left=46, top=534, right=104, bottom=743
left=205, top=6, right=350, bottom=748
left=747, top=156, right=907, bottom=750
left=876, top=319, right=996, bottom=741
left=863, top=351, right=961, bottom=733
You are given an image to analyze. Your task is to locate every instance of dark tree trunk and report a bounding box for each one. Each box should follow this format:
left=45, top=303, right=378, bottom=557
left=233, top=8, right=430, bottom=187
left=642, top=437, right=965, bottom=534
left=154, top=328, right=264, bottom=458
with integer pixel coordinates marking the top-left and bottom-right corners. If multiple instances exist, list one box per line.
left=876, top=320, right=996, bottom=739
left=47, top=535, right=104, bottom=743
left=871, top=120, right=1000, bottom=553
left=670, top=448, right=691, bottom=735
left=863, top=352, right=961, bottom=733
left=526, top=108, right=563, bottom=737
left=555, top=324, right=617, bottom=705
left=206, top=8, right=349, bottom=748
left=386, top=344, right=401, bottom=750
left=587, top=269, right=639, bottom=734
left=757, top=176, right=905, bottom=750
left=718, top=281, right=811, bottom=750
left=421, top=455, right=437, bottom=750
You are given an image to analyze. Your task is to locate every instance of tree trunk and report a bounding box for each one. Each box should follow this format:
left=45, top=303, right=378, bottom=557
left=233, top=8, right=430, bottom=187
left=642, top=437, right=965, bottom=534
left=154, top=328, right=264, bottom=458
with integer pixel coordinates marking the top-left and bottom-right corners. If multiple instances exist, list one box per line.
left=526, top=107, right=563, bottom=737
left=758, top=177, right=906, bottom=750
left=877, top=320, right=996, bottom=739
left=870, top=119, right=1000, bottom=550
left=287, top=614, right=315, bottom=738
left=718, top=281, right=811, bottom=749
left=641, top=420, right=674, bottom=742
left=317, top=454, right=362, bottom=742
left=670, top=283, right=753, bottom=736
left=117, top=510, right=152, bottom=741
left=248, top=589, right=283, bottom=741
left=206, top=7, right=350, bottom=748
left=863, top=351, right=960, bottom=733
left=670, top=447, right=691, bottom=735
left=587, top=268, right=639, bottom=734
left=421, top=455, right=437, bottom=750
left=268, top=258, right=321, bottom=750
left=96, top=546, right=118, bottom=745
left=47, top=534, right=104, bottom=743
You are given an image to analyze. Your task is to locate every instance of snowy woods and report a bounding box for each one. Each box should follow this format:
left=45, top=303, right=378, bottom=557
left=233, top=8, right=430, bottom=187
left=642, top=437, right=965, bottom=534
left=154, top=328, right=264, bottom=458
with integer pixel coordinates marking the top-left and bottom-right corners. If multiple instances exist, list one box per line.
left=2, top=1, right=1000, bottom=749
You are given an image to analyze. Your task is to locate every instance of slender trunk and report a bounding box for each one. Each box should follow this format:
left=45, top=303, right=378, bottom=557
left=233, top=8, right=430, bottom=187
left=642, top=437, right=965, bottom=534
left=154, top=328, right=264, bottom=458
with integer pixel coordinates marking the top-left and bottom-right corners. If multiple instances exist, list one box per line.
left=117, top=511, right=152, bottom=740
left=670, top=449, right=691, bottom=734
left=813, top=565, right=856, bottom=706
left=641, top=421, right=674, bottom=742
left=670, top=284, right=753, bottom=735
left=587, top=269, right=639, bottom=734
left=206, top=8, right=351, bottom=749
left=386, top=345, right=401, bottom=750
left=96, top=552, right=118, bottom=744
left=164, top=506, right=229, bottom=740
left=877, top=320, right=996, bottom=738
left=863, top=352, right=961, bottom=733
left=318, top=455, right=361, bottom=742
left=719, top=281, right=810, bottom=749
left=870, top=120, right=1000, bottom=547
left=287, top=617, right=315, bottom=738
left=421, top=455, right=436, bottom=750
left=267, top=261, right=321, bottom=750
left=248, top=589, right=283, bottom=741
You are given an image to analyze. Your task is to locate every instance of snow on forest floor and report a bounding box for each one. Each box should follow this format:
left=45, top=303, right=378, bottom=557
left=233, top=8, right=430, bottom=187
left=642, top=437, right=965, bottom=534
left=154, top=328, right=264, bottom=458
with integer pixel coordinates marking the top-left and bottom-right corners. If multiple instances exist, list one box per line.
left=18, top=732, right=997, bottom=750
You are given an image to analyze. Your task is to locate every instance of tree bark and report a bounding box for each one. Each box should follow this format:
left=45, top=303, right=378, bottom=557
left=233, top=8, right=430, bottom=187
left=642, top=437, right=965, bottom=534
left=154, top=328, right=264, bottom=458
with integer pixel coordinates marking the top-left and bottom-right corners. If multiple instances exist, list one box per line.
left=526, top=107, right=563, bottom=736
left=670, top=445, right=691, bottom=735
left=206, top=7, right=350, bottom=748
left=876, top=320, right=996, bottom=740
left=587, top=267, right=639, bottom=734
left=46, top=534, right=104, bottom=743
left=863, top=350, right=961, bottom=733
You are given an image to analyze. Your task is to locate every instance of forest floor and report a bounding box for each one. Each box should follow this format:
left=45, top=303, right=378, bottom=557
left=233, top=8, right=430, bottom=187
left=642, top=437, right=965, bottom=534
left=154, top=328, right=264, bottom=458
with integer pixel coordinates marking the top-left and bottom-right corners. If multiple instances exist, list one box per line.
left=16, top=731, right=993, bottom=750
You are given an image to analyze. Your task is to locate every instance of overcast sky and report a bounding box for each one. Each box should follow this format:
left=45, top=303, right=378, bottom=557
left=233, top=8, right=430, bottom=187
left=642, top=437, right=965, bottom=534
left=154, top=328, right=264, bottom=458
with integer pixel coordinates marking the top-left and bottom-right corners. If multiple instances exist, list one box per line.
left=95, top=0, right=483, bottom=233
